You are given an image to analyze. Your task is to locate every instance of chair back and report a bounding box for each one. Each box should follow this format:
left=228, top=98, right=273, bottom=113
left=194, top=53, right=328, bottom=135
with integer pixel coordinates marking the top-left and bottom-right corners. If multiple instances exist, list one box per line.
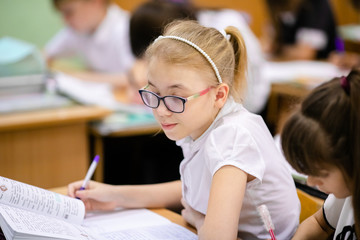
left=297, top=188, right=325, bottom=223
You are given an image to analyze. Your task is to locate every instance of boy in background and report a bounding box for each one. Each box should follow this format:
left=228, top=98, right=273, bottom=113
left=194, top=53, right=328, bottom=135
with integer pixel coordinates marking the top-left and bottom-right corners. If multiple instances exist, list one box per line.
left=45, top=0, right=135, bottom=88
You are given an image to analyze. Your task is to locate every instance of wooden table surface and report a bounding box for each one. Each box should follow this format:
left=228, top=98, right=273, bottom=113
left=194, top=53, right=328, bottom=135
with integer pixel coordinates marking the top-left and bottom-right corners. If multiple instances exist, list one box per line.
left=0, top=105, right=111, bottom=132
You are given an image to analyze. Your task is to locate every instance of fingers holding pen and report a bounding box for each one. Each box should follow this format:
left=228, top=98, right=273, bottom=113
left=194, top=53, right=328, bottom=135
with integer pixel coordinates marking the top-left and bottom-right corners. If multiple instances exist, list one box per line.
left=67, top=180, right=85, bottom=198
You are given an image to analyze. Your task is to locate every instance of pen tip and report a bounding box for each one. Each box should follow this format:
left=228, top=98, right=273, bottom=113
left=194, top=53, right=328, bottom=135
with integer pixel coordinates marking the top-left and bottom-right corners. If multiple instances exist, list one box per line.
left=94, top=155, right=100, bottom=163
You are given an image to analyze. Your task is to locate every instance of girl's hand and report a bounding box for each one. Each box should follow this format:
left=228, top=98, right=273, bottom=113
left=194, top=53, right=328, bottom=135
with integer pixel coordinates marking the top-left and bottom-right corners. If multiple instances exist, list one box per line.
left=328, top=51, right=360, bottom=69
left=67, top=180, right=119, bottom=211
left=181, top=198, right=205, bottom=230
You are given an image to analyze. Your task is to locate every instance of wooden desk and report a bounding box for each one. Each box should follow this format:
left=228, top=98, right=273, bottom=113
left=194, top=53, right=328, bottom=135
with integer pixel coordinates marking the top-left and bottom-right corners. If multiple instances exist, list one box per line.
left=50, top=186, right=196, bottom=234
left=267, top=82, right=311, bottom=134
left=339, top=24, right=360, bottom=53
left=0, top=105, right=111, bottom=189
left=264, top=60, right=349, bottom=134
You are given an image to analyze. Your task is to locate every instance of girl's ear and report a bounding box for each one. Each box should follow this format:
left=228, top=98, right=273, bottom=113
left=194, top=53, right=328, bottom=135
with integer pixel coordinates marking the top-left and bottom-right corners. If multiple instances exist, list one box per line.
left=214, top=83, right=229, bottom=108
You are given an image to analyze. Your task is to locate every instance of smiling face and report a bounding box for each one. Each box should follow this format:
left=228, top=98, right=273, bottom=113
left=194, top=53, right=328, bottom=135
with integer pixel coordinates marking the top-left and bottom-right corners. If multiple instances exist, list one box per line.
left=146, top=58, right=222, bottom=141
left=306, top=165, right=351, bottom=198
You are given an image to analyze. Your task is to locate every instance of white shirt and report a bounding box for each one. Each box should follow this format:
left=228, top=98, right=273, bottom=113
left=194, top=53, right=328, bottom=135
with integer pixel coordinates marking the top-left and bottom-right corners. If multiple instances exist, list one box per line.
left=324, top=194, right=356, bottom=239
left=177, top=99, right=300, bottom=240
left=197, top=9, right=270, bottom=114
left=45, top=5, right=135, bottom=73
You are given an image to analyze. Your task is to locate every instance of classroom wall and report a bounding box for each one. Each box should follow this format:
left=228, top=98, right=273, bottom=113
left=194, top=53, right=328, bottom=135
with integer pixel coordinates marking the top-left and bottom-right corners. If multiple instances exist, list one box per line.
left=0, top=0, right=64, bottom=48
left=0, top=0, right=358, bottom=49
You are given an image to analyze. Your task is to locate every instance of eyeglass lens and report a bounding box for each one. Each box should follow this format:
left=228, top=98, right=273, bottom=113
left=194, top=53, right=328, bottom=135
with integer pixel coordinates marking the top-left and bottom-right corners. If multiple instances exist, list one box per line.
left=141, top=91, right=184, bottom=113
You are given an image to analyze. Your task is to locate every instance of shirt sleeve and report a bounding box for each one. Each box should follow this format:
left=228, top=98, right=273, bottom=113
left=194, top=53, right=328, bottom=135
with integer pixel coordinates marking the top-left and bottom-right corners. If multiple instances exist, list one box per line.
left=44, top=28, right=79, bottom=59
left=295, top=28, right=327, bottom=50
left=203, top=124, right=265, bottom=186
left=323, top=194, right=346, bottom=229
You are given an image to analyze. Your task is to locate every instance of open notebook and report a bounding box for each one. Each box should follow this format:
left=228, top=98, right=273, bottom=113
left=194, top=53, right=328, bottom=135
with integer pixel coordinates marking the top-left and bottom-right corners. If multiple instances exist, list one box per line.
left=0, top=176, right=197, bottom=240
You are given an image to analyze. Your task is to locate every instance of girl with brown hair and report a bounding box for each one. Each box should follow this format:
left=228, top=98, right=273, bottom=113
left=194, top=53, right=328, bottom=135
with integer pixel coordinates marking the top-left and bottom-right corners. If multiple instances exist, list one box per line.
left=282, top=69, right=360, bottom=239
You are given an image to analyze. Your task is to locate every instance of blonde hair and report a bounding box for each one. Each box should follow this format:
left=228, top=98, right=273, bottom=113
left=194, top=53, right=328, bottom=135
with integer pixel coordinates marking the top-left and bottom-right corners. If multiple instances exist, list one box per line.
left=145, top=20, right=247, bottom=103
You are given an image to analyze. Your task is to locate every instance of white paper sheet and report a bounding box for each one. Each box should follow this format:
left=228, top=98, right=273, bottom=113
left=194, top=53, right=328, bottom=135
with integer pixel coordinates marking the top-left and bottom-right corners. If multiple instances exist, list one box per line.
left=83, top=209, right=197, bottom=240
left=55, top=72, right=118, bottom=109
left=263, top=60, right=349, bottom=86
left=100, top=223, right=197, bottom=240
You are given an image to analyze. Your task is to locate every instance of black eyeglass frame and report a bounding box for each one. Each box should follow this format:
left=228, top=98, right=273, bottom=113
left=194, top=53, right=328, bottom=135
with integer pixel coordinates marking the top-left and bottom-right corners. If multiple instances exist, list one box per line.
left=138, top=89, right=188, bottom=113
left=138, top=85, right=212, bottom=113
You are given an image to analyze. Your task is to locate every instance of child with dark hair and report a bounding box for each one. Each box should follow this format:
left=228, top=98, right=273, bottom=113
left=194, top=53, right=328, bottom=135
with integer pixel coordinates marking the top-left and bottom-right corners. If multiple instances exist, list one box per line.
left=129, top=0, right=196, bottom=58
left=281, top=69, right=360, bottom=239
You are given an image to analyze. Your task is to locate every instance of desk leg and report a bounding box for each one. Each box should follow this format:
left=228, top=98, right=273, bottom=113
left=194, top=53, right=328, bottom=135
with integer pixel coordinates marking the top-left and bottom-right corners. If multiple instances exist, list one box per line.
left=266, top=91, right=280, bottom=134
left=94, top=135, right=104, bottom=182
left=266, top=90, right=302, bottom=134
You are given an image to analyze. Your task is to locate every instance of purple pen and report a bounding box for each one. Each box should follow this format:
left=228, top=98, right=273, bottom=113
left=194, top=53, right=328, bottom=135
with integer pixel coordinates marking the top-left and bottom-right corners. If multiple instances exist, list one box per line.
left=335, top=36, right=345, bottom=53
left=79, top=155, right=100, bottom=191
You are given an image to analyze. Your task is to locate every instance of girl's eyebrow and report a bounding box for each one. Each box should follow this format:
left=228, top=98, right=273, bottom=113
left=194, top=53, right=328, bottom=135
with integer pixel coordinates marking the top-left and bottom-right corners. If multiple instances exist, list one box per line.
left=169, top=84, right=186, bottom=90
left=148, top=81, right=155, bottom=87
left=148, top=81, right=188, bottom=91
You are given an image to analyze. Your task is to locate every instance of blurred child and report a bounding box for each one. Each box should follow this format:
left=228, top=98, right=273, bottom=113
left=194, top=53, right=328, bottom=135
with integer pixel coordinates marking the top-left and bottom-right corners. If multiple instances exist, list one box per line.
left=129, top=0, right=196, bottom=59
left=281, top=69, right=360, bottom=239
left=45, top=0, right=135, bottom=88
left=68, top=20, right=299, bottom=240
left=264, top=0, right=338, bottom=60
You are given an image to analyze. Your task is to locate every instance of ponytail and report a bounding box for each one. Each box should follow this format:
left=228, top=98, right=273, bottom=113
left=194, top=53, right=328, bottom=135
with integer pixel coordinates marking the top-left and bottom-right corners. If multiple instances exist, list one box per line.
left=225, top=26, right=247, bottom=103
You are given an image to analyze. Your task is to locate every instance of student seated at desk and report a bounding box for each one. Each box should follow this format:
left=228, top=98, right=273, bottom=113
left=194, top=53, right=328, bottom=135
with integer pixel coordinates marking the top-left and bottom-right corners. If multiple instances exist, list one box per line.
left=45, top=0, right=135, bottom=88
left=68, top=20, right=300, bottom=240
left=128, top=0, right=270, bottom=114
left=263, top=0, right=338, bottom=60
left=281, top=69, right=360, bottom=239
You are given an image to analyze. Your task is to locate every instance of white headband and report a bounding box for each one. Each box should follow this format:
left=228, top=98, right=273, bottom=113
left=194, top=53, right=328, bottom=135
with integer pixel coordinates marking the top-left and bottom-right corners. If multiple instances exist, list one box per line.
left=154, top=35, right=223, bottom=84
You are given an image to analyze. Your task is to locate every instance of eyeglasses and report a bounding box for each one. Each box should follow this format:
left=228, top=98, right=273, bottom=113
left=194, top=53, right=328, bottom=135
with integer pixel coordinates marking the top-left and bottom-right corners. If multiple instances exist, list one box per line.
left=138, top=84, right=212, bottom=113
